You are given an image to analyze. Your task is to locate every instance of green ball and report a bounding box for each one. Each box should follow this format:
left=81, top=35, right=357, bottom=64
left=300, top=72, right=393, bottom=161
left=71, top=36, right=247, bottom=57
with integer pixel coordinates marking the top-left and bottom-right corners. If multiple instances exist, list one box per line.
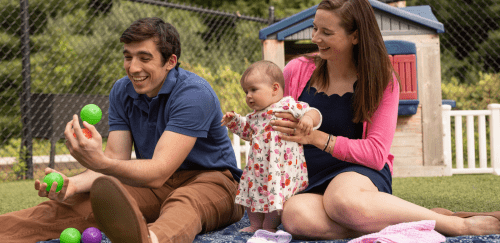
left=60, top=227, right=81, bottom=243
left=43, top=172, right=64, bottom=193
left=80, top=104, right=102, bottom=125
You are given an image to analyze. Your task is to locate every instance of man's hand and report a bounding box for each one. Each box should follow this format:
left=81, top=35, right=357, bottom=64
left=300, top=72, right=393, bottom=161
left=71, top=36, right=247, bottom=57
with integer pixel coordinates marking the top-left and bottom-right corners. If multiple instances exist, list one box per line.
left=220, top=112, right=235, bottom=126
left=34, top=168, right=77, bottom=202
left=64, top=114, right=111, bottom=172
left=297, top=115, right=314, bottom=135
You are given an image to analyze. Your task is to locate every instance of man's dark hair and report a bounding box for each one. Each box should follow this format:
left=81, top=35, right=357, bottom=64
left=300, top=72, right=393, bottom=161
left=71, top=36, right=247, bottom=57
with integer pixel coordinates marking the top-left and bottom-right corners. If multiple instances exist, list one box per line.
left=120, top=17, right=181, bottom=67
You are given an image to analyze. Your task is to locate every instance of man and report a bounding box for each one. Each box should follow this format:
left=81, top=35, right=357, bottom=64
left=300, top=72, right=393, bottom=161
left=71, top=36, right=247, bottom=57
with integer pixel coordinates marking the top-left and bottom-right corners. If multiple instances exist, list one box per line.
left=0, top=17, right=244, bottom=243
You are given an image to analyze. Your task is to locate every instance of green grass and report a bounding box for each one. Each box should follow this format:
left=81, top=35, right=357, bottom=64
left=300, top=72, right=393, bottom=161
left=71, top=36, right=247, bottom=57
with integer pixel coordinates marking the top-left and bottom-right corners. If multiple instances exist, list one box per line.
left=392, top=174, right=500, bottom=212
left=1, top=174, right=499, bottom=215
left=0, top=179, right=49, bottom=215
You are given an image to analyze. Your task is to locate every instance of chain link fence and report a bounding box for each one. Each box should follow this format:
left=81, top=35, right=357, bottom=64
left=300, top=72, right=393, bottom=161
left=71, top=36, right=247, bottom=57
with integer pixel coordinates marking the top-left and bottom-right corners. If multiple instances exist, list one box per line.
left=1, top=0, right=499, bottom=182
left=406, top=0, right=500, bottom=84
left=0, top=0, right=269, bottom=181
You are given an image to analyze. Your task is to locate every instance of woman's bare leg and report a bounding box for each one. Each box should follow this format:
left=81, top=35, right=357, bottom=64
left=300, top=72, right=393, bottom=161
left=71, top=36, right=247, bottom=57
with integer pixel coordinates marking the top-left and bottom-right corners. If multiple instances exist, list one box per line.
left=240, top=208, right=264, bottom=233
left=262, top=211, right=281, bottom=232
left=323, top=172, right=500, bottom=236
left=281, top=193, right=365, bottom=240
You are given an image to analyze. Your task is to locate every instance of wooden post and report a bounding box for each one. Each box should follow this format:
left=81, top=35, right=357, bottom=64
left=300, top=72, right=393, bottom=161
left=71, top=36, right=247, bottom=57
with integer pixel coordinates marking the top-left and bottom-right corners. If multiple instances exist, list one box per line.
left=418, top=37, right=444, bottom=167
left=262, top=39, right=285, bottom=70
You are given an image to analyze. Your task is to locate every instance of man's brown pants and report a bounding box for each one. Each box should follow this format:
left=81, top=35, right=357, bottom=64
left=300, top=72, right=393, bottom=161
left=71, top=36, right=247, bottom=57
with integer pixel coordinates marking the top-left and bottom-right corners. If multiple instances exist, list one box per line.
left=0, top=169, right=244, bottom=243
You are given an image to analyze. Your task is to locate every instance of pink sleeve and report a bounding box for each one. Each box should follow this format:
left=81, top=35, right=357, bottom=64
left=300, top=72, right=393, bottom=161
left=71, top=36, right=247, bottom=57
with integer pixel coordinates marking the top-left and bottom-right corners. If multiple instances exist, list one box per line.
left=331, top=75, right=399, bottom=171
left=283, top=58, right=299, bottom=98
left=283, top=57, right=316, bottom=100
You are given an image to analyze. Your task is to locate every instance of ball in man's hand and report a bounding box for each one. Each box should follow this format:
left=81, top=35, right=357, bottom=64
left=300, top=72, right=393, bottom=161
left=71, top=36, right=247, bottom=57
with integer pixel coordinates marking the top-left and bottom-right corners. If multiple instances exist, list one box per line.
left=73, top=128, right=92, bottom=139
left=80, top=104, right=102, bottom=125
left=43, top=172, right=64, bottom=193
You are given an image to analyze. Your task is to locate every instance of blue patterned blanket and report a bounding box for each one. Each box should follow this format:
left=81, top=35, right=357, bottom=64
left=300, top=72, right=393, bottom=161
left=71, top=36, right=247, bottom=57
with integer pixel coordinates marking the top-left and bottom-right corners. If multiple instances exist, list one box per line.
left=38, top=212, right=500, bottom=243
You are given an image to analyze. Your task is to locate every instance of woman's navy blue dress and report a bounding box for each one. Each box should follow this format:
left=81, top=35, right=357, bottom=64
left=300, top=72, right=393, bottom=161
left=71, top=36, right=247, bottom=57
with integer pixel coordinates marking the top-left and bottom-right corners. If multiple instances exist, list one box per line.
left=298, top=81, right=392, bottom=194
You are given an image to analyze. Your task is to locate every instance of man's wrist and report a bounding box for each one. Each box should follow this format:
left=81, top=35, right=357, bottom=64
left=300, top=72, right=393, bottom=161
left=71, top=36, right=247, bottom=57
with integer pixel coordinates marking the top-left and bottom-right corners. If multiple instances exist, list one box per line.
left=96, top=156, right=117, bottom=175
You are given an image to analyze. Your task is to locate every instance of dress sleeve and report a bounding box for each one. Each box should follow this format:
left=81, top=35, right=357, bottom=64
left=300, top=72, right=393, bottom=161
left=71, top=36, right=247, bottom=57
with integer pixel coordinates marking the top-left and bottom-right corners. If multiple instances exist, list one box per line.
left=226, top=112, right=252, bottom=141
left=331, top=76, right=399, bottom=171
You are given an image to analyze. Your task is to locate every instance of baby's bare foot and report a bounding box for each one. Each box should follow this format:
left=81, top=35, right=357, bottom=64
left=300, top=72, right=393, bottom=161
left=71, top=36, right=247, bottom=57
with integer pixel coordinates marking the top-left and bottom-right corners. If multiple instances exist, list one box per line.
left=465, top=216, right=500, bottom=235
left=239, top=226, right=262, bottom=233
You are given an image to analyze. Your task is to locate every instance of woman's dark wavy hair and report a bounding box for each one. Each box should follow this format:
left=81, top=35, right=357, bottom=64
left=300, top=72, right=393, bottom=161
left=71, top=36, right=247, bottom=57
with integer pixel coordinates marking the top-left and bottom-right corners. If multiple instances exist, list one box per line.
left=308, top=0, right=399, bottom=123
left=120, top=17, right=181, bottom=68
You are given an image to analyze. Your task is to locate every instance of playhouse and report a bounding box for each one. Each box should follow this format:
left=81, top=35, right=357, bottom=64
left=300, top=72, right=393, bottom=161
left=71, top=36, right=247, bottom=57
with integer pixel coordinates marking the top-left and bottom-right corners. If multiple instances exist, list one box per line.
left=259, top=0, right=449, bottom=177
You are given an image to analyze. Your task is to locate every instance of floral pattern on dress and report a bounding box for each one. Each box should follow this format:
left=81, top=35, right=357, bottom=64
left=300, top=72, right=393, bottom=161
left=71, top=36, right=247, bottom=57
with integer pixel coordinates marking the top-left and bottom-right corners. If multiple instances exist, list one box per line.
left=228, top=96, right=321, bottom=213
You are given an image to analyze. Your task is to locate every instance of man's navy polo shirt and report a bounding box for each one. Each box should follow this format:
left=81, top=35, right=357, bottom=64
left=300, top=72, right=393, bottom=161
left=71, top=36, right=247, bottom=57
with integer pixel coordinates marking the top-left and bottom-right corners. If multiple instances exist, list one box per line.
left=108, top=67, right=242, bottom=182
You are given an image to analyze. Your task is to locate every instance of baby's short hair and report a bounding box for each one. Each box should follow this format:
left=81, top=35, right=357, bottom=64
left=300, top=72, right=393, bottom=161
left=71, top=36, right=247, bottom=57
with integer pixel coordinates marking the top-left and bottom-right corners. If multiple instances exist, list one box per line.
left=240, top=60, right=285, bottom=91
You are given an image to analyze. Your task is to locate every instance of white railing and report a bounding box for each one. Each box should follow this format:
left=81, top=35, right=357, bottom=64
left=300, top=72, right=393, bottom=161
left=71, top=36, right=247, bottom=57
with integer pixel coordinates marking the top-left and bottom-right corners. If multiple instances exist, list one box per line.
left=231, top=133, right=250, bottom=169
left=442, top=104, right=500, bottom=175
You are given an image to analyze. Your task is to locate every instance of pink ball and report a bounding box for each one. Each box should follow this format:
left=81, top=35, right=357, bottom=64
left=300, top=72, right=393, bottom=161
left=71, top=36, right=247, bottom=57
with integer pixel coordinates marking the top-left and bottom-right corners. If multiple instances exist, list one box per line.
left=81, top=227, right=102, bottom=243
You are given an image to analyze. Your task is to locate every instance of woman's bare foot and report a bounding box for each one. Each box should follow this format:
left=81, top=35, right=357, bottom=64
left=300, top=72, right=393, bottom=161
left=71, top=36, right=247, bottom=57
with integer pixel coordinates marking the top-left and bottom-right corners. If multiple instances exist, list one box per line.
left=239, top=226, right=262, bottom=233
left=464, top=216, right=500, bottom=235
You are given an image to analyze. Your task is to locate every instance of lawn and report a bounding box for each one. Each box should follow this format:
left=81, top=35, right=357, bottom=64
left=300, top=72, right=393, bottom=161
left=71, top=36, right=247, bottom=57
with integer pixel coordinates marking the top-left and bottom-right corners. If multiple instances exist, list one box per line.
left=1, top=174, right=499, bottom=215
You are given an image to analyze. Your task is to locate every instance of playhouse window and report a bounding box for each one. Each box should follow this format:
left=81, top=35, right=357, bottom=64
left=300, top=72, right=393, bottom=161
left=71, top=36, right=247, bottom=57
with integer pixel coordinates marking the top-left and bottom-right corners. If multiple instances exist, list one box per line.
left=390, top=54, right=417, bottom=100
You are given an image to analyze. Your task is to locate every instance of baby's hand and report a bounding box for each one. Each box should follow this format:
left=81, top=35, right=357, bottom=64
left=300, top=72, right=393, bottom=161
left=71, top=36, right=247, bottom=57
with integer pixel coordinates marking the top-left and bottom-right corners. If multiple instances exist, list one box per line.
left=297, top=115, right=314, bottom=135
left=221, top=112, right=235, bottom=126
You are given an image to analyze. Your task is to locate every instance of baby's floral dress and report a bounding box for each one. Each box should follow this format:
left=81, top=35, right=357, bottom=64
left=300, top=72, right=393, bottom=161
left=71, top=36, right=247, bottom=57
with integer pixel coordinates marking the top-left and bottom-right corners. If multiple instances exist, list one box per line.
left=228, top=96, right=322, bottom=213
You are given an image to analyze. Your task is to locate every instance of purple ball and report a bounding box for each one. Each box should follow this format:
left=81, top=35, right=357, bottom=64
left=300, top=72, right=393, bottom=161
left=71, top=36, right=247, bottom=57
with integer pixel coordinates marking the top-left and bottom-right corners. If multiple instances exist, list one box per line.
left=81, top=227, right=102, bottom=243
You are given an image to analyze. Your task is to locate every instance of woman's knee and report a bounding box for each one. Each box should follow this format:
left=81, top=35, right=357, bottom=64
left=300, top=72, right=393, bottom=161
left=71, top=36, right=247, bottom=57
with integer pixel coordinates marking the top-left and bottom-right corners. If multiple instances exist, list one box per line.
left=324, top=189, right=374, bottom=230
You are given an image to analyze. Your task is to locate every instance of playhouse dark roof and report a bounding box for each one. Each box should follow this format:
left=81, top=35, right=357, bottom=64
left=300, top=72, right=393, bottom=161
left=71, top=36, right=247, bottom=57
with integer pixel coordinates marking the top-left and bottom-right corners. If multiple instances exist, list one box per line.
left=259, top=0, right=445, bottom=40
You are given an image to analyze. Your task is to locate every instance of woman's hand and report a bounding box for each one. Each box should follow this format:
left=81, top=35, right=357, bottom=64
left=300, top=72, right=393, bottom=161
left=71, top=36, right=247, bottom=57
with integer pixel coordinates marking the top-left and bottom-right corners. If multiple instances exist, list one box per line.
left=271, top=112, right=316, bottom=145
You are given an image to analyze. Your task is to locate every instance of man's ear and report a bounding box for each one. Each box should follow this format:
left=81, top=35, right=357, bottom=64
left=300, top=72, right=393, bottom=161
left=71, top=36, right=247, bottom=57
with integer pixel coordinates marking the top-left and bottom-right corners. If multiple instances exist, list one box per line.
left=164, top=54, right=177, bottom=71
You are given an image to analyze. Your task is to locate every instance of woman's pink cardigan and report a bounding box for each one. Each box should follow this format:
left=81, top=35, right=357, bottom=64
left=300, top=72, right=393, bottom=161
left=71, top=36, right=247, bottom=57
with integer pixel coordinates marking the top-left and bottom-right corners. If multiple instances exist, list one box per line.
left=283, top=57, right=399, bottom=174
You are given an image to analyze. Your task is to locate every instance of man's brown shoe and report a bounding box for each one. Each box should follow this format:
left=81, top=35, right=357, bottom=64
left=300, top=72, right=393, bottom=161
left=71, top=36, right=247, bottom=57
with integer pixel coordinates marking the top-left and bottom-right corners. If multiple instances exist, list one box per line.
left=90, top=176, right=152, bottom=243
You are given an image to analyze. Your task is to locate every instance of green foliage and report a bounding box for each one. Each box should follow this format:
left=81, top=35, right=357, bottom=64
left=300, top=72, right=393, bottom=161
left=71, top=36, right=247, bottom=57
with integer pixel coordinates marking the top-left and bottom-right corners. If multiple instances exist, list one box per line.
left=0, top=31, right=20, bottom=60
left=442, top=72, right=500, bottom=110
left=183, top=63, right=250, bottom=115
left=167, top=0, right=321, bottom=19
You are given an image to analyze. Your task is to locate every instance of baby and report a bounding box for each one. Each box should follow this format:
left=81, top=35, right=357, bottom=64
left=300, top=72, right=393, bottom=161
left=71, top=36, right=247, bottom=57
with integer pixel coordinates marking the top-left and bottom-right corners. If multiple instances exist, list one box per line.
left=221, top=60, right=322, bottom=233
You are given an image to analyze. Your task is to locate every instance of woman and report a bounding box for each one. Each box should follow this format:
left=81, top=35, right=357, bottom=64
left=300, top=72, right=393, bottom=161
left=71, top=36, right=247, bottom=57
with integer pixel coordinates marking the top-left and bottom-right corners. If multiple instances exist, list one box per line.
left=270, top=0, right=500, bottom=240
